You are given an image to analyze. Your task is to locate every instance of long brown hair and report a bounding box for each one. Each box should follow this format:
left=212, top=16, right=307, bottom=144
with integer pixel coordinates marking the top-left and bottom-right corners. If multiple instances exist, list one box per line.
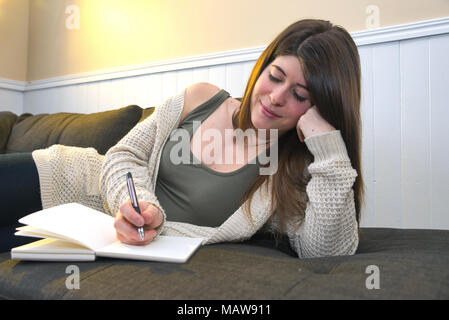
left=233, top=19, right=364, bottom=235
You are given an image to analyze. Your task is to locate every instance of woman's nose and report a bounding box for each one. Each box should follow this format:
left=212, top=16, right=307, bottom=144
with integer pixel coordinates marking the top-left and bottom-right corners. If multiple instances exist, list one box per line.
left=270, top=86, right=287, bottom=106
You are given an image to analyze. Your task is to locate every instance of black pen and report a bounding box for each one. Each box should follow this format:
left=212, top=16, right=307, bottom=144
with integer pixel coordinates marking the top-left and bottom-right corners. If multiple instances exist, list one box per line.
left=126, top=172, right=145, bottom=241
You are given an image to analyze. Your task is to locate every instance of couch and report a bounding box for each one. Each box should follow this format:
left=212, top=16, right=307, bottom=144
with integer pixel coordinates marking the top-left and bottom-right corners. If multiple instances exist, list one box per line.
left=0, top=106, right=448, bottom=300
left=0, top=105, right=154, bottom=155
left=0, top=105, right=155, bottom=253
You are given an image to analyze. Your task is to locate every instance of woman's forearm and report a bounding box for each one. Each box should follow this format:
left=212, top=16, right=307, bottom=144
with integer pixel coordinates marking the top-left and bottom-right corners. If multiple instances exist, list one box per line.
left=288, top=130, right=359, bottom=258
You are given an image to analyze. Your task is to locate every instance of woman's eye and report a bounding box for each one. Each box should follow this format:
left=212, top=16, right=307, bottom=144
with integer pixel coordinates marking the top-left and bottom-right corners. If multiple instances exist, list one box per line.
left=293, top=92, right=307, bottom=102
left=269, top=73, right=307, bottom=103
left=268, top=74, right=281, bottom=83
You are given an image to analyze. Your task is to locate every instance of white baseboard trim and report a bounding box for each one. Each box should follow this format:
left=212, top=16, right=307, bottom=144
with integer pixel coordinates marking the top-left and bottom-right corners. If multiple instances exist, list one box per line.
left=1, top=16, right=448, bottom=92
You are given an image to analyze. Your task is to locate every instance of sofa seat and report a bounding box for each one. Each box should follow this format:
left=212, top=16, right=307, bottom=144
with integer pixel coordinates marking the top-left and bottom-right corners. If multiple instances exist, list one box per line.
left=1, top=228, right=448, bottom=300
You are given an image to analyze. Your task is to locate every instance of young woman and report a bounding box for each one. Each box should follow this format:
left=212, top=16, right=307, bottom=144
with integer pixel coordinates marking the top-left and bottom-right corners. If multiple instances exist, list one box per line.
left=2, top=19, right=364, bottom=258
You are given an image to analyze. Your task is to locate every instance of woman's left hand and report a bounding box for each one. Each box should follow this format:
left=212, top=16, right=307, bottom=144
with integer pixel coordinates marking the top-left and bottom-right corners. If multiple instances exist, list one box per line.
left=296, top=106, right=336, bottom=142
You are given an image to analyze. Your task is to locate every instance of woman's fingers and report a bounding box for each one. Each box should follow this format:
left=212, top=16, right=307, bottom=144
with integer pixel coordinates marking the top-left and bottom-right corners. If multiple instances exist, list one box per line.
left=115, top=217, right=157, bottom=245
left=141, top=205, right=163, bottom=229
left=119, top=200, right=145, bottom=227
left=115, top=201, right=161, bottom=245
left=114, top=212, right=141, bottom=242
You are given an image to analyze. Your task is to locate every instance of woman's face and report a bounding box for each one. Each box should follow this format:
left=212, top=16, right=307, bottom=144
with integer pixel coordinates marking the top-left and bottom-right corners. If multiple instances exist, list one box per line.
left=250, top=55, right=312, bottom=136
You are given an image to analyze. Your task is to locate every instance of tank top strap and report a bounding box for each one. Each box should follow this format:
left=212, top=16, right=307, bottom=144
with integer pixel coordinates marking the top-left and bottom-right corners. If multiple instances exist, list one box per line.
left=180, top=89, right=230, bottom=125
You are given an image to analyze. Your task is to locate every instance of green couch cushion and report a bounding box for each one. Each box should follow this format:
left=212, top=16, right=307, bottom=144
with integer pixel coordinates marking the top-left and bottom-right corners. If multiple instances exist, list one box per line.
left=0, top=112, right=18, bottom=153
left=5, top=105, right=143, bottom=155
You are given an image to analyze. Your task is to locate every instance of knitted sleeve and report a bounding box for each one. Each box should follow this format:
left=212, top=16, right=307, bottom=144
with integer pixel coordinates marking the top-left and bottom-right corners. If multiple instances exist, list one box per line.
left=99, top=91, right=185, bottom=236
left=286, top=130, right=359, bottom=258
left=100, top=114, right=159, bottom=214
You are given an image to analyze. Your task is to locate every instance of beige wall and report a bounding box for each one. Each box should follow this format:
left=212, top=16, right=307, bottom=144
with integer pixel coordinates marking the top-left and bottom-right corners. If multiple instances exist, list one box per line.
left=0, top=0, right=29, bottom=81
left=2, top=0, right=449, bottom=82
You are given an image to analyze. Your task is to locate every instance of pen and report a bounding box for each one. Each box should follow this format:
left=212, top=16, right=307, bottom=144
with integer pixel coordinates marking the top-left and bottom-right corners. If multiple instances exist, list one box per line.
left=126, top=172, right=145, bottom=241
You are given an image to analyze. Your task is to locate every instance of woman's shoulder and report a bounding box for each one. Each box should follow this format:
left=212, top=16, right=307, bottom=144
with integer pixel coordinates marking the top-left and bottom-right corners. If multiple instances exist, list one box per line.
left=180, top=82, right=222, bottom=123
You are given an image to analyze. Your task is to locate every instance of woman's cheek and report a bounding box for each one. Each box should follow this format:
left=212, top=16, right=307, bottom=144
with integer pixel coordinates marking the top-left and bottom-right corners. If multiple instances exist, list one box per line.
left=287, top=106, right=309, bottom=128
left=297, top=104, right=311, bottom=118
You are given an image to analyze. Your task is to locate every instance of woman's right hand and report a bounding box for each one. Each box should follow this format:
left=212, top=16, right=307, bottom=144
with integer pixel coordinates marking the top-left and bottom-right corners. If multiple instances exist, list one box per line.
left=114, top=200, right=164, bottom=245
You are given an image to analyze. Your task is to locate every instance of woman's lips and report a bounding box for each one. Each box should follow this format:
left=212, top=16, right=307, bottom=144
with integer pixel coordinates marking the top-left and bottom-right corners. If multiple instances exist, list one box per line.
left=260, top=101, right=280, bottom=118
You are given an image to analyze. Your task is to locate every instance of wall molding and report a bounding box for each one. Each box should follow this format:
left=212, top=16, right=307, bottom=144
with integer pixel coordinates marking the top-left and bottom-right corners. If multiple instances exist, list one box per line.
left=0, top=78, right=26, bottom=92
left=352, top=16, right=449, bottom=45
left=25, top=46, right=265, bottom=92
left=1, top=16, right=448, bottom=93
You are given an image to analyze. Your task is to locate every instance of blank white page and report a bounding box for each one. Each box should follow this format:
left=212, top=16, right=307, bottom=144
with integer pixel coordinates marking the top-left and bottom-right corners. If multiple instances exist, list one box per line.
left=11, top=239, right=95, bottom=261
left=12, top=238, right=94, bottom=254
left=95, top=236, right=204, bottom=263
left=19, top=203, right=116, bottom=251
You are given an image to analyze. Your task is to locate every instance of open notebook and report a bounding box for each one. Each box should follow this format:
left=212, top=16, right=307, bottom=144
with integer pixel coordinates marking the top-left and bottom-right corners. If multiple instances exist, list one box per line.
left=11, top=203, right=204, bottom=263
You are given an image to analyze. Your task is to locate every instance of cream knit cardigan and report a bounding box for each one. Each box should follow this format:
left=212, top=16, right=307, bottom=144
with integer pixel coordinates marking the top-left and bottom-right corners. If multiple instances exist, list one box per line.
left=32, top=89, right=359, bottom=258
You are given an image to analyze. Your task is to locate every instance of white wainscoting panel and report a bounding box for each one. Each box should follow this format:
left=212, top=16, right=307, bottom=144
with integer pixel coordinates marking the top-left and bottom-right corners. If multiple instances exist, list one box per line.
left=22, top=62, right=255, bottom=114
left=0, top=78, right=25, bottom=114
left=358, top=32, right=449, bottom=230
left=429, top=33, right=449, bottom=230
left=1, top=18, right=448, bottom=230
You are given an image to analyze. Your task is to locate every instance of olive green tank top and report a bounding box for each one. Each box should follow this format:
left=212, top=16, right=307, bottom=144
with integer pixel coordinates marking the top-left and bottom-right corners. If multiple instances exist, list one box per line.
left=155, top=89, right=260, bottom=227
